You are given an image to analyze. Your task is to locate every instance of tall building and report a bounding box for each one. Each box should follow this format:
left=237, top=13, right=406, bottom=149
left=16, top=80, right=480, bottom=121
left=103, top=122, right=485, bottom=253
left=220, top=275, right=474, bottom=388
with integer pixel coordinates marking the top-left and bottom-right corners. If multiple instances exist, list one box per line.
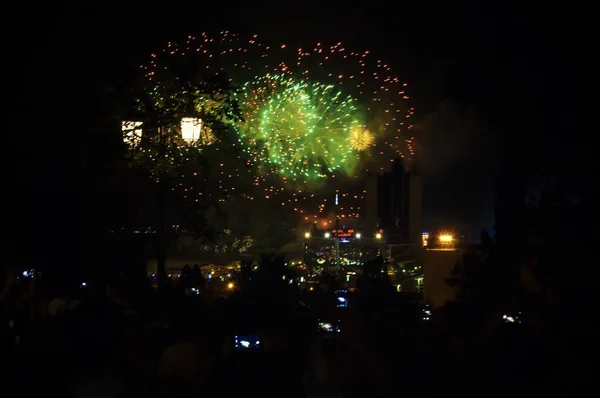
left=376, top=159, right=421, bottom=244
left=423, top=247, right=464, bottom=308
left=365, top=171, right=379, bottom=233
left=408, top=163, right=422, bottom=244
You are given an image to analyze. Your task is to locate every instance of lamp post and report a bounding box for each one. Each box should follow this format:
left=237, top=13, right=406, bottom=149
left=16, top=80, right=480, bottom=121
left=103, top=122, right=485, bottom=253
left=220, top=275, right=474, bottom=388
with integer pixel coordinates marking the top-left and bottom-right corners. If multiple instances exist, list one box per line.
left=375, top=231, right=385, bottom=260
left=122, top=118, right=207, bottom=292
left=303, top=232, right=310, bottom=274
left=334, top=194, right=340, bottom=269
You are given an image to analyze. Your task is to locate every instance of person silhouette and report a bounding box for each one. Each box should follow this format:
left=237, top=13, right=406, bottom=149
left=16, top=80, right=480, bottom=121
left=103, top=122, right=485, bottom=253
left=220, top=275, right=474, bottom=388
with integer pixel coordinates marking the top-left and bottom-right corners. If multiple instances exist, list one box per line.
left=191, top=265, right=205, bottom=290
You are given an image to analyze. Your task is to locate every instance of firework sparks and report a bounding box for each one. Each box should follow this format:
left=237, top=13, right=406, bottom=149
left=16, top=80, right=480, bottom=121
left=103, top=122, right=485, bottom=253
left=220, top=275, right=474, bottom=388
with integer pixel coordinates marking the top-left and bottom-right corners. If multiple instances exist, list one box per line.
left=235, top=74, right=361, bottom=179
left=349, top=128, right=374, bottom=151
left=138, top=32, right=415, bottom=219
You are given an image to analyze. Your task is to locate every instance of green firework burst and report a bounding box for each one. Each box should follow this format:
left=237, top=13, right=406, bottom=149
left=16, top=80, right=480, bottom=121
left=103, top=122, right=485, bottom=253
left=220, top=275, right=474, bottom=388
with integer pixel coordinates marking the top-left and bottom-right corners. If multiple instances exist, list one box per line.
left=234, top=74, right=363, bottom=179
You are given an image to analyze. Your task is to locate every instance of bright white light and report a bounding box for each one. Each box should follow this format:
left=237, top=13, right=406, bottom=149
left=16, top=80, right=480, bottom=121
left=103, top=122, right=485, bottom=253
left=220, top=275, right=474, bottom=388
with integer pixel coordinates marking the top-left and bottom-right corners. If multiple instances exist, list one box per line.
left=122, top=121, right=142, bottom=147
left=181, top=117, right=202, bottom=142
left=375, top=233, right=382, bottom=239
left=240, top=340, right=250, bottom=348
left=181, top=117, right=216, bottom=145
left=355, top=233, right=361, bottom=239
left=324, top=232, right=331, bottom=238
left=502, top=314, right=516, bottom=323
left=304, top=232, right=311, bottom=239
left=320, top=322, right=332, bottom=331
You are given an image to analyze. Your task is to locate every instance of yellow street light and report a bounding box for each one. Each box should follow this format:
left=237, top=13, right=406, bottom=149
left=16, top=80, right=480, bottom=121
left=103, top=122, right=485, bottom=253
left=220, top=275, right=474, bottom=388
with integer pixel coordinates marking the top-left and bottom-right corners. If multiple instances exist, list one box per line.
left=439, top=234, right=454, bottom=243
left=375, top=233, right=382, bottom=240
left=304, top=232, right=311, bottom=239
left=227, top=282, right=234, bottom=290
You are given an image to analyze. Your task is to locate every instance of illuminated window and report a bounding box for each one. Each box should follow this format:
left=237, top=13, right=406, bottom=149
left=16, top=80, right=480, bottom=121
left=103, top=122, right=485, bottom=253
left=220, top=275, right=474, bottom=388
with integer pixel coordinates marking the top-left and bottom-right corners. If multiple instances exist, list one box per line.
left=121, top=121, right=142, bottom=147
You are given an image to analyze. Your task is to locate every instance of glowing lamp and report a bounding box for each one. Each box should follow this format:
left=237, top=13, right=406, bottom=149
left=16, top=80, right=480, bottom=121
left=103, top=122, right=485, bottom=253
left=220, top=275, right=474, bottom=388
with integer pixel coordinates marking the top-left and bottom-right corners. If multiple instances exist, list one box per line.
left=181, top=117, right=202, bottom=143
left=355, top=233, right=361, bottom=239
left=324, top=232, right=331, bottom=238
left=304, top=232, right=311, bottom=239
left=375, top=233, right=382, bottom=239
left=122, top=121, right=142, bottom=147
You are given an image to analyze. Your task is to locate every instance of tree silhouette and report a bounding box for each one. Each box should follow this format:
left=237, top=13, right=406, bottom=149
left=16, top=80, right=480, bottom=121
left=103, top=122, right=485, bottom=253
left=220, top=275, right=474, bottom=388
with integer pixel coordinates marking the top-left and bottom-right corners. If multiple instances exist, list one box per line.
left=120, top=65, right=242, bottom=290
left=355, top=256, right=396, bottom=311
left=445, top=230, right=517, bottom=314
left=237, top=253, right=298, bottom=309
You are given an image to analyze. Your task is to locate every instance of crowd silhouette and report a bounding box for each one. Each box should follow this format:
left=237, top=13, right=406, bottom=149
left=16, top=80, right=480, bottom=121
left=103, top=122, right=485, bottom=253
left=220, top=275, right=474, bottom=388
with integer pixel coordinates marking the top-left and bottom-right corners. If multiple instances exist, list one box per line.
left=1, top=253, right=597, bottom=398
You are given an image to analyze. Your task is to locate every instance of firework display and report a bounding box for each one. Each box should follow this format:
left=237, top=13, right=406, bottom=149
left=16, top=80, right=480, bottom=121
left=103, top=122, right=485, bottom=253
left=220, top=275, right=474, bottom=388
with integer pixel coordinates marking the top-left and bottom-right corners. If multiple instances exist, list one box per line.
left=235, top=74, right=362, bottom=179
left=349, top=128, right=375, bottom=151
left=139, top=31, right=415, bottom=224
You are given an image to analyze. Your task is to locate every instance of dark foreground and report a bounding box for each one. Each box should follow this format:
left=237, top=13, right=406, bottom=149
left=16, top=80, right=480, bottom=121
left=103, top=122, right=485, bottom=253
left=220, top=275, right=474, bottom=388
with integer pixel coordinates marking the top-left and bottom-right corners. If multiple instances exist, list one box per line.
left=2, top=271, right=597, bottom=398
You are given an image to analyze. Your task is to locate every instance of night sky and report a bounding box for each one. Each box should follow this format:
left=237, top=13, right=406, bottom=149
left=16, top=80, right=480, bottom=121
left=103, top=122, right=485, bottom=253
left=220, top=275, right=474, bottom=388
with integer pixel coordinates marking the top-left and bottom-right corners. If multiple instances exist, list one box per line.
left=8, top=1, right=580, bottom=246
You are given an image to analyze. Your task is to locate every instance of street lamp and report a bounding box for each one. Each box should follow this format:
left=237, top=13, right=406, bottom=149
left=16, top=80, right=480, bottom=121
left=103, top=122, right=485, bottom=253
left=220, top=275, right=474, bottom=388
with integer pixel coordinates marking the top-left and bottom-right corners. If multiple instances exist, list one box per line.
left=181, top=117, right=216, bottom=145
left=355, top=233, right=361, bottom=239
left=375, top=232, right=382, bottom=240
left=304, top=232, right=311, bottom=239
left=121, top=121, right=143, bottom=147
left=181, top=117, right=202, bottom=142
left=439, top=234, right=453, bottom=243
left=324, top=232, right=331, bottom=238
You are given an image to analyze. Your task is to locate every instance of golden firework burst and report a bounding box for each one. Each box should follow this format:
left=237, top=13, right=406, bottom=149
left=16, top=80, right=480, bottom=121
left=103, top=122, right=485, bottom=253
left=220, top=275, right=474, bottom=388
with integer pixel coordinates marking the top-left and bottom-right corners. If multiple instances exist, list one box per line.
left=349, top=128, right=374, bottom=151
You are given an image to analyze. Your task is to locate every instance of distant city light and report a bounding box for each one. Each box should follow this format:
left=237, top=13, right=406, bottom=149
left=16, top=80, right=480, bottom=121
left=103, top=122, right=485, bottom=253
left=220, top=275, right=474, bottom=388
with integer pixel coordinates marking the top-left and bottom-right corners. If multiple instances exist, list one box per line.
left=227, top=282, right=234, bottom=289
left=304, top=232, right=311, bottom=239
left=502, top=313, right=521, bottom=324
left=324, top=232, right=331, bottom=238
left=375, top=233, right=382, bottom=239
left=422, top=232, right=429, bottom=247
left=355, top=233, right=361, bottom=239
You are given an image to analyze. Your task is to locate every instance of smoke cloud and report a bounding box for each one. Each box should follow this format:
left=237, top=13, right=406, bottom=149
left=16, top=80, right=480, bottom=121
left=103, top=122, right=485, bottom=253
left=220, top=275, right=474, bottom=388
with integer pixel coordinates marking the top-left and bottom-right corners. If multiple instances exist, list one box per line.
left=414, top=101, right=502, bottom=239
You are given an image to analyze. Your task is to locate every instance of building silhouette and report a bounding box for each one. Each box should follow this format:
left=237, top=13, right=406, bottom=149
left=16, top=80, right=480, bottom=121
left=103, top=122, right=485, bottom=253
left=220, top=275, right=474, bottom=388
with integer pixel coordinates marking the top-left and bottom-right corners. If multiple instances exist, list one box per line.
left=373, top=159, right=422, bottom=244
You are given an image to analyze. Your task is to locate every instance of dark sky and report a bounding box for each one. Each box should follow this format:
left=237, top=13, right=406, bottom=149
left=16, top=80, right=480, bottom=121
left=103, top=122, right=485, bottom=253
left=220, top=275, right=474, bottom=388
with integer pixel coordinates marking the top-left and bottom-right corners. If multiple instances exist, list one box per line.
left=8, top=0, right=574, bottom=243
